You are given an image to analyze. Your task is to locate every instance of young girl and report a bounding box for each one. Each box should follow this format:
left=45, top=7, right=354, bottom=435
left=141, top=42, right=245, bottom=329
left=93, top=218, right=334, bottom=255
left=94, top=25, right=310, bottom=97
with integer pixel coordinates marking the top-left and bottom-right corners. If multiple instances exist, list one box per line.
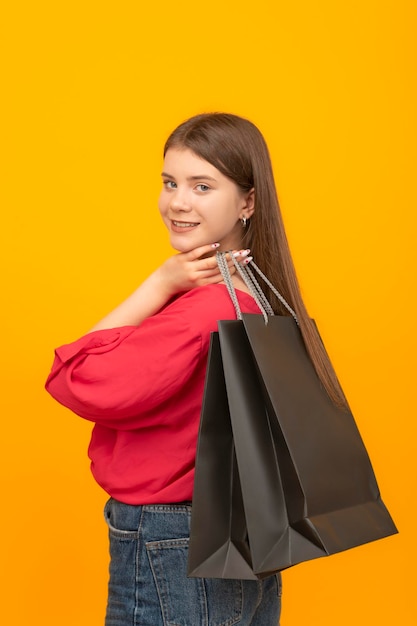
left=46, top=113, right=344, bottom=626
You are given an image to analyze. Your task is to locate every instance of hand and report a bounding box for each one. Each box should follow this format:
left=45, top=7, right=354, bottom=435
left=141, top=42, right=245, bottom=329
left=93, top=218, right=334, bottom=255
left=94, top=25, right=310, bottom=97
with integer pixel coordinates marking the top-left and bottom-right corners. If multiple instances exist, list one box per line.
left=157, top=244, right=252, bottom=296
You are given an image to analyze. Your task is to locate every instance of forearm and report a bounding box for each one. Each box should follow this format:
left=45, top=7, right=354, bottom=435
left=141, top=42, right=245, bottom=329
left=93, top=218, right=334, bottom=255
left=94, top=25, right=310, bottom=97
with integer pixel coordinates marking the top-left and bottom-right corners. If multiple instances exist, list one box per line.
left=88, top=245, right=247, bottom=332
left=90, top=270, right=171, bottom=332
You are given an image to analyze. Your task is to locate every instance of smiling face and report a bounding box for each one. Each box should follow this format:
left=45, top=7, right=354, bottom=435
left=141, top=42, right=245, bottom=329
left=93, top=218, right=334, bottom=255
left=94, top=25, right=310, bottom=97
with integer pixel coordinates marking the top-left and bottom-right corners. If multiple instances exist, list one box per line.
left=158, top=148, right=254, bottom=253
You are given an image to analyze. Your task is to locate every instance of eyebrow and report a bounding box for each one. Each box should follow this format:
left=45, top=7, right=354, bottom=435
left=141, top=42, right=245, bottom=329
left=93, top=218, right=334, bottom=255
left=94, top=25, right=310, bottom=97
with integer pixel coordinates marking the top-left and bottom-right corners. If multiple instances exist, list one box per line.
left=161, top=172, right=217, bottom=182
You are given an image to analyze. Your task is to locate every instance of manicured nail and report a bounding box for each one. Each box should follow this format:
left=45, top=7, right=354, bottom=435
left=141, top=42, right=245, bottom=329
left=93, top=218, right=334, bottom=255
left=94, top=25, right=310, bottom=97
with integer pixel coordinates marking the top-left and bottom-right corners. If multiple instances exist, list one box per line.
left=243, top=256, right=253, bottom=264
left=233, top=249, right=250, bottom=257
left=211, top=243, right=220, bottom=248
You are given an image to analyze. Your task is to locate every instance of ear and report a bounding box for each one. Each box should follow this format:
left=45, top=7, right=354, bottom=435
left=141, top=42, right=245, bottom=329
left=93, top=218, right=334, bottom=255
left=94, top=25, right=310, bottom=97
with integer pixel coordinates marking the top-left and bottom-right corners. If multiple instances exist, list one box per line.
left=239, top=188, right=255, bottom=220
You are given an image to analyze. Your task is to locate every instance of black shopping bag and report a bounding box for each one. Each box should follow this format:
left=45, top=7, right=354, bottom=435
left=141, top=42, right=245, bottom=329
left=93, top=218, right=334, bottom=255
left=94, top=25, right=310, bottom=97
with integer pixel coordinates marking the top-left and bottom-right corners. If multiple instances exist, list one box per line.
left=187, top=332, right=259, bottom=579
left=188, top=314, right=398, bottom=579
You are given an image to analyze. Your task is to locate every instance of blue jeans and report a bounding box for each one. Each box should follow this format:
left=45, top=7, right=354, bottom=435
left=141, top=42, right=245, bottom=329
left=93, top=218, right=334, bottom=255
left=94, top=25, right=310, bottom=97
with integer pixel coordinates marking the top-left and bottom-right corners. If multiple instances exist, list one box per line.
left=104, top=498, right=282, bottom=626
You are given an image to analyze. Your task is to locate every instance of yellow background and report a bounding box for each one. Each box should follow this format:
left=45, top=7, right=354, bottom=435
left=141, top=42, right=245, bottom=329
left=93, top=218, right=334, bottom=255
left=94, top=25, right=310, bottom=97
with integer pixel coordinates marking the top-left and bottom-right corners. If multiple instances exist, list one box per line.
left=1, top=1, right=415, bottom=624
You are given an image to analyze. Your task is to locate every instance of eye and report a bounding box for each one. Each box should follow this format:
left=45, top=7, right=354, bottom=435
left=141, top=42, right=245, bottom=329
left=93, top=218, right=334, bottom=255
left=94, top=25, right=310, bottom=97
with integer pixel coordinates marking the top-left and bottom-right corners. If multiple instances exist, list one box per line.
left=196, top=183, right=210, bottom=192
left=162, top=180, right=177, bottom=189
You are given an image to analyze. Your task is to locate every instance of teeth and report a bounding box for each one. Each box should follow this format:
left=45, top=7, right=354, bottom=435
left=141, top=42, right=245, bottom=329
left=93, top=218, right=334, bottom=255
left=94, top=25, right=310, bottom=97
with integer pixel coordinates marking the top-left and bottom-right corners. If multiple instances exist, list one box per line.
left=173, top=221, right=199, bottom=228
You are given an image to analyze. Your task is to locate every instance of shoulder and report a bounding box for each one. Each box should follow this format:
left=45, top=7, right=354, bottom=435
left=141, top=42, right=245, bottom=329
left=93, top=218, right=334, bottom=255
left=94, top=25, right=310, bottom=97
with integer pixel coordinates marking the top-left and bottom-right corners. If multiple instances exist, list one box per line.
left=160, top=284, right=260, bottom=331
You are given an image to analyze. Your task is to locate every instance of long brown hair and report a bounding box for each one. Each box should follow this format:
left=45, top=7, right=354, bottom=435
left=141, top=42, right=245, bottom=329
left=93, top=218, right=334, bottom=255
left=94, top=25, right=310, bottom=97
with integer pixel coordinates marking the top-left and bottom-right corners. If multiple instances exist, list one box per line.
left=164, top=112, right=347, bottom=408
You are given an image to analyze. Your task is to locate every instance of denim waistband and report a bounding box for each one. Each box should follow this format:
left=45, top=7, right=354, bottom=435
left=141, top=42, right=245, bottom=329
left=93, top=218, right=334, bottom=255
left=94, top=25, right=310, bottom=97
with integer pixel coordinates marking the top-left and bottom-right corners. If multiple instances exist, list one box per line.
left=110, top=499, right=192, bottom=511
left=104, top=497, right=192, bottom=534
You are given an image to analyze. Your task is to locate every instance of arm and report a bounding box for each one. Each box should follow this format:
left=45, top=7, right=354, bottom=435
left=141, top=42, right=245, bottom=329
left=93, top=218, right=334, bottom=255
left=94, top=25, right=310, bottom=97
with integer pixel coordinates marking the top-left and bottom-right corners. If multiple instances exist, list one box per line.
left=90, top=244, right=248, bottom=331
left=45, top=245, right=251, bottom=427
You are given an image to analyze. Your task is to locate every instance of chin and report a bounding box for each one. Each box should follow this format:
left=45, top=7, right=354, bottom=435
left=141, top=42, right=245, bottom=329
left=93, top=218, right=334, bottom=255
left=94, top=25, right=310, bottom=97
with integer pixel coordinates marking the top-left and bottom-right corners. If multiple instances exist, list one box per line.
left=169, top=239, right=195, bottom=253
left=169, top=235, right=205, bottom=254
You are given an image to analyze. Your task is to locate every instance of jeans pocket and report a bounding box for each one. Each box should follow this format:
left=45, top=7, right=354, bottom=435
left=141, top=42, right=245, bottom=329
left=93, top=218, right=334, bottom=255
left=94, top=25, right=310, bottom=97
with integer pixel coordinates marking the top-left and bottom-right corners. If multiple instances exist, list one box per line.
left=146, top=538, right=243, bottom=626
left=104, top=498, right=140, bottom=539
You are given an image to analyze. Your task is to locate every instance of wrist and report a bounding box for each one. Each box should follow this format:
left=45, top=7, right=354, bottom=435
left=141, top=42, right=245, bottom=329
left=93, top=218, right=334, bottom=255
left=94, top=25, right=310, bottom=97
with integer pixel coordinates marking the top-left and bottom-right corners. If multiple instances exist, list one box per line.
left=148, top=266, right=178, bottom=300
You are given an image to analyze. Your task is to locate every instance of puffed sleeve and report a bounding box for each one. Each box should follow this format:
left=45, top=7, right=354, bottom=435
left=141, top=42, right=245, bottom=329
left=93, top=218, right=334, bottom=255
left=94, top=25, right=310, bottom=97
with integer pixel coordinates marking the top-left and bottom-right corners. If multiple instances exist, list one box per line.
left=45, top=302, right=203, bottom=428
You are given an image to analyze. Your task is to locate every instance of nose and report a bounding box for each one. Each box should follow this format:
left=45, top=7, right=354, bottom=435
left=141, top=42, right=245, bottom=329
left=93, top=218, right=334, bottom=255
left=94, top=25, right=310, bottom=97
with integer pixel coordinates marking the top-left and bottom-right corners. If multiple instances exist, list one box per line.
left=170, top=188, right=192, bottom=212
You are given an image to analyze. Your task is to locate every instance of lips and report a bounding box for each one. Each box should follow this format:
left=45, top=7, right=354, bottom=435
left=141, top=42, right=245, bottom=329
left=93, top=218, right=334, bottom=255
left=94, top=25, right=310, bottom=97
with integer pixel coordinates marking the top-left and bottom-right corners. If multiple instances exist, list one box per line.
left=172, top=220, right=200, bottom=228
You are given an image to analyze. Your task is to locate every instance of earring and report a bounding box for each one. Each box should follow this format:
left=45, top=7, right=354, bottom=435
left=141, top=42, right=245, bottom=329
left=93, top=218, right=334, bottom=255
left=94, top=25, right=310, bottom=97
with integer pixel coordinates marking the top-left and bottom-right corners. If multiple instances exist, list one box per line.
left=241, top=217, right=247, bottom=227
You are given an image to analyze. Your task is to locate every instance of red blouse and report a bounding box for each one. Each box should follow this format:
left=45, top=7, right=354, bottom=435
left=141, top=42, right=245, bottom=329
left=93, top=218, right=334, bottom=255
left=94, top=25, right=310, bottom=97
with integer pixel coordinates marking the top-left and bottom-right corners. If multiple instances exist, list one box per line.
left=45, top=284, right=260, bottom=505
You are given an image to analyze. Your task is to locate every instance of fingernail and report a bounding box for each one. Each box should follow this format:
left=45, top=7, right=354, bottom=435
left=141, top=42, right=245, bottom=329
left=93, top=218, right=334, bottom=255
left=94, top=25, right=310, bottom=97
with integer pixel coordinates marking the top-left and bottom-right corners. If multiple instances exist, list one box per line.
left=211, top=243, right=220, bottom=248
left=243, top=256, right=253, bottom=265
left=233, top=249, right=250, bottom=258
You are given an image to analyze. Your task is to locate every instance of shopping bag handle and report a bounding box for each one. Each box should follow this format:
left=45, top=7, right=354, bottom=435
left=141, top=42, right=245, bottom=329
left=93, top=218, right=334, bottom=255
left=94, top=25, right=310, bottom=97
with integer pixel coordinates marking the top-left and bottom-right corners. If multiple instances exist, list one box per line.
left=216, top=251, right=298, bottom=324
